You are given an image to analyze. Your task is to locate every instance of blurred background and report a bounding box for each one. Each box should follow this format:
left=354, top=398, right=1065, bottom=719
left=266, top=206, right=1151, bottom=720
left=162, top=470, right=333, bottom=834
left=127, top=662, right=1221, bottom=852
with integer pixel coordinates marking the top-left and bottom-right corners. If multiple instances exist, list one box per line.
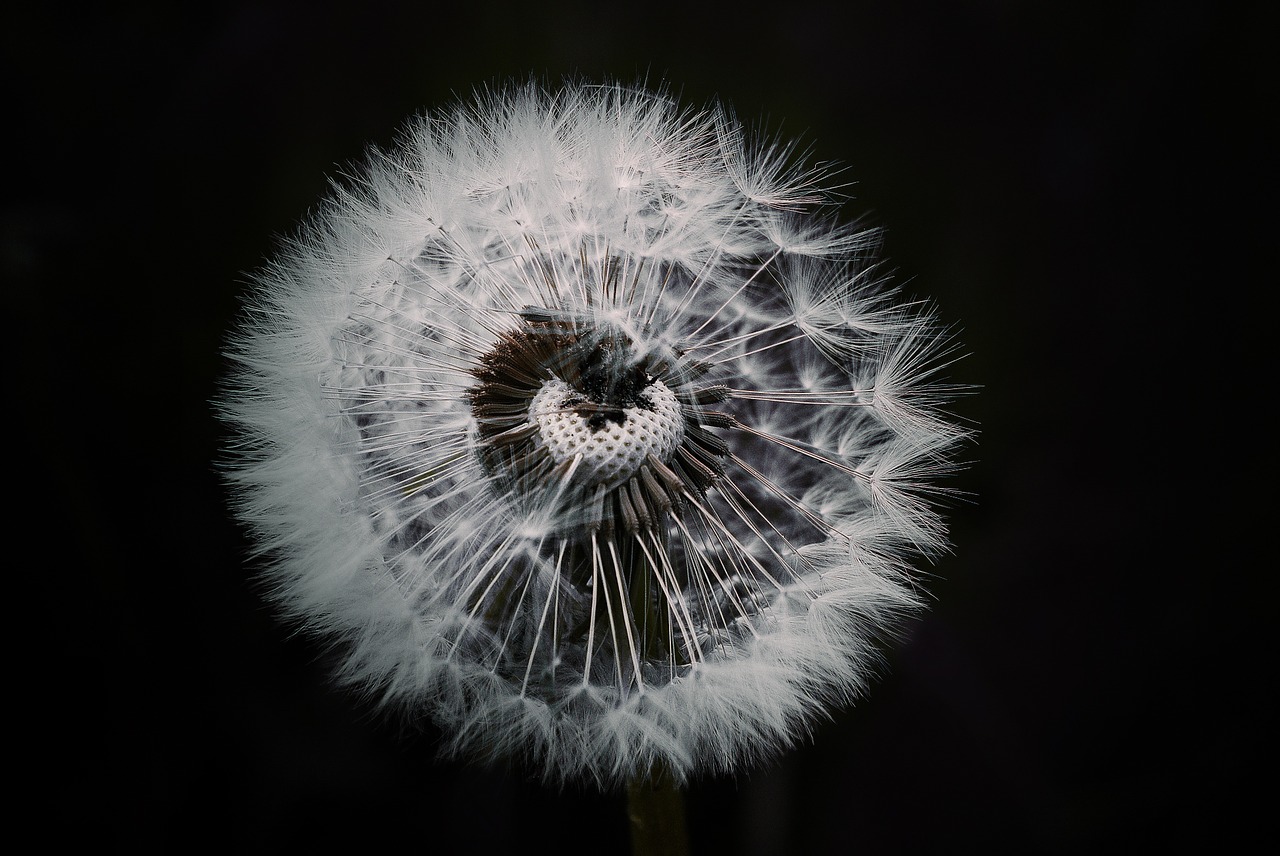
left=12, top=1, right=1261, bottom=851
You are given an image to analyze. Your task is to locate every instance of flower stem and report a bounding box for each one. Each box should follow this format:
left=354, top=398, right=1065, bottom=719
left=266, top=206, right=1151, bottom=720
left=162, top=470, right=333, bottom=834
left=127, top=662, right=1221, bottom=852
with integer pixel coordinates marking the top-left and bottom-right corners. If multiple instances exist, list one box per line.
left=626, top=762, right=690, bottom=856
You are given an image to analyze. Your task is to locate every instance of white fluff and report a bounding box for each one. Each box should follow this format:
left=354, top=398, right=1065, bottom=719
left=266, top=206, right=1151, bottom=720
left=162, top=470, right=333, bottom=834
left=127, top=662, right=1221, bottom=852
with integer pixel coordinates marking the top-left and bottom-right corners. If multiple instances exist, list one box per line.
left=219, top=80, right=968, bottom=787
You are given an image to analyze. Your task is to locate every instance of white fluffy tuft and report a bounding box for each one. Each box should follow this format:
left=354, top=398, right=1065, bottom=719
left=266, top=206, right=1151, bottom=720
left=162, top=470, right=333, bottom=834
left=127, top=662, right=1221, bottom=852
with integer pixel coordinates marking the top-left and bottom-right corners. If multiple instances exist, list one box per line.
left=218, top=80, right=970, bottom=787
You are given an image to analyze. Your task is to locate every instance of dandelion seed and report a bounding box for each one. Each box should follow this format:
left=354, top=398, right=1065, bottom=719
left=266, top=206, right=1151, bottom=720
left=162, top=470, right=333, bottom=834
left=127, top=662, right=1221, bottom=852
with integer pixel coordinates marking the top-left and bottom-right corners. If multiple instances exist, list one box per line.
left=219, top=80, right=970, bottom=787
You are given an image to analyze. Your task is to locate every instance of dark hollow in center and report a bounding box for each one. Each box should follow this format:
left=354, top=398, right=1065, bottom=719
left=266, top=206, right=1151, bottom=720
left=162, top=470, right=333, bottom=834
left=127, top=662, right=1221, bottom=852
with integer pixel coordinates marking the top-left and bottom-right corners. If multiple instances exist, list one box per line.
left=570, top=335, right=655, bottom=429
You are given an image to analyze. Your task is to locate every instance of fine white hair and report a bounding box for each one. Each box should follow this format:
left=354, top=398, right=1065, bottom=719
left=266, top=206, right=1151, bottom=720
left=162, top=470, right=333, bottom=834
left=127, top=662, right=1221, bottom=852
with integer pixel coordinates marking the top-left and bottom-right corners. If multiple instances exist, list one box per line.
left=219, top=79, right=968, bottom=787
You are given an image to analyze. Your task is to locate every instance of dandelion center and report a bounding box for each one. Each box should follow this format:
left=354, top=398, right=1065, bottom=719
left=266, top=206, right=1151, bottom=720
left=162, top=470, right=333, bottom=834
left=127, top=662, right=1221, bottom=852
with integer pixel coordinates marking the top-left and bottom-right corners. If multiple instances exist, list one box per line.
left=529, top=378, right=683, bottom=487
left=469, top=308, right=729, bottom=535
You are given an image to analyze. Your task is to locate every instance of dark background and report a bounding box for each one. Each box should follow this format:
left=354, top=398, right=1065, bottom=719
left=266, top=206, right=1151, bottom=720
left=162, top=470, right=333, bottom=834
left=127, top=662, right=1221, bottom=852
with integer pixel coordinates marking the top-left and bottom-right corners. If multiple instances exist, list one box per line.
left=14, top=1, right=1262, bottom=852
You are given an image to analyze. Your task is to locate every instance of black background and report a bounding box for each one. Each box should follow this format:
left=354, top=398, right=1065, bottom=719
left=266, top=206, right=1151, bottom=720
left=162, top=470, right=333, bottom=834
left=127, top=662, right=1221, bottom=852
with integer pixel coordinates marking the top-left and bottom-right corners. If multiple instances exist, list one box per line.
left=14, top=1, right=1263, bottom=852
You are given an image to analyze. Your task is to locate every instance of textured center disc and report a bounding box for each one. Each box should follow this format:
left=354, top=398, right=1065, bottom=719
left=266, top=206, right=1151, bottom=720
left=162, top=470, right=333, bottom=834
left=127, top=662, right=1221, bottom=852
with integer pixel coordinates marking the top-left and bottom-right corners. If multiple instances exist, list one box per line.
left=530, top=378, right=683, bottom=487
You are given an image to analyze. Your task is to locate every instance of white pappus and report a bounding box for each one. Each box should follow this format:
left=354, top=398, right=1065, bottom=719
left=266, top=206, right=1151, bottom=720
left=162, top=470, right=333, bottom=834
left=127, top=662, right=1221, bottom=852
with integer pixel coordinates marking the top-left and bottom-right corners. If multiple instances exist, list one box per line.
left=219, top=80, right=969, bottom=787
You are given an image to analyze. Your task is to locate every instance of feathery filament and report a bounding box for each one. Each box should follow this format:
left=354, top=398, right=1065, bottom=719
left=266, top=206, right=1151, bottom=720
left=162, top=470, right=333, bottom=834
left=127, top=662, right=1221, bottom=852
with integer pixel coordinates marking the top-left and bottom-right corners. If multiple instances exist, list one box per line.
left=220, top=81, right=968, bottom=786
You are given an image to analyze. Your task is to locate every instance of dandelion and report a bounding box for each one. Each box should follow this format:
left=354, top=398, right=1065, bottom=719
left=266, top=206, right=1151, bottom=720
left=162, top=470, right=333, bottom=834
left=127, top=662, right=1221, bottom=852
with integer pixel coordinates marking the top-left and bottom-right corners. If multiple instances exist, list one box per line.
left=219, top=80, right=968, bottom=790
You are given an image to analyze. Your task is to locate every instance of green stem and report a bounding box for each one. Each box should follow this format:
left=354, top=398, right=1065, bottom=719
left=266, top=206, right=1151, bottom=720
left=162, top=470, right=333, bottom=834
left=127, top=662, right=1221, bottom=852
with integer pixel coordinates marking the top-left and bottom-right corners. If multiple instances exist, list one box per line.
left=626, top=762, right=690, bottom=856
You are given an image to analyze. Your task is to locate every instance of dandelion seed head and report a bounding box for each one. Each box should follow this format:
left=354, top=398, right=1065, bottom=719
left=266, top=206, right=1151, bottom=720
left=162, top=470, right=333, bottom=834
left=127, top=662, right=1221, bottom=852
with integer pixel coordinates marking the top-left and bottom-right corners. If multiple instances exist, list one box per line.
left=219, top=80, right=970, bottom=787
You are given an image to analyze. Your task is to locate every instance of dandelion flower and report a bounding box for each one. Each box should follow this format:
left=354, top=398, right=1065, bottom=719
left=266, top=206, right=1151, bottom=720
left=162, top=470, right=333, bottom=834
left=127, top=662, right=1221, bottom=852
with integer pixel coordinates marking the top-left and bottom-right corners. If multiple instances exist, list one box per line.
left=220, top=81, right=967, bottom=787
